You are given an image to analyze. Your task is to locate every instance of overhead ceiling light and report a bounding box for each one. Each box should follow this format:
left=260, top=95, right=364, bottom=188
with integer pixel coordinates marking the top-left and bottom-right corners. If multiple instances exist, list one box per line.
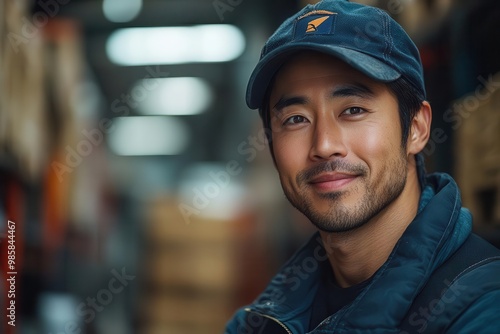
left=103, top=0, right=142, bottom=23
left=135, top=77, right=213, bottom=116
left=108, top=116, right=189, bottom=156
left=106, top=25, right=245, bottom=66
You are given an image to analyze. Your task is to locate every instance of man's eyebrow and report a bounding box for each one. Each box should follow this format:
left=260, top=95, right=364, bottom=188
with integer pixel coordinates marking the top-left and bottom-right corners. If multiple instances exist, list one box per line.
left=271, top=83, right=374, bottom=114
left=272, top=96, right=309, bottom=113
left=331, top=83, right=375, bottom=99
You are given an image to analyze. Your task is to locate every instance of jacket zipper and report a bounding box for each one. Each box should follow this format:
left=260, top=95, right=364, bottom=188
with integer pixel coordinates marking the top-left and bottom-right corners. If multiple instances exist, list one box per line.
left=244, top=308, right=293, bottom=334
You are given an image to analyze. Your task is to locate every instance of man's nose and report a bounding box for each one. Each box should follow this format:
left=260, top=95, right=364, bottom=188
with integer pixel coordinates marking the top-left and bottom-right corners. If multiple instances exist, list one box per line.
left=309, top=115, right=348, bottom=161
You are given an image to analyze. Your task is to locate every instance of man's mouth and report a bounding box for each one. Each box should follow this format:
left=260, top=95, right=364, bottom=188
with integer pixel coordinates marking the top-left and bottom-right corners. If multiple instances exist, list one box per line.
left=308, top=173, right=358, bottom=192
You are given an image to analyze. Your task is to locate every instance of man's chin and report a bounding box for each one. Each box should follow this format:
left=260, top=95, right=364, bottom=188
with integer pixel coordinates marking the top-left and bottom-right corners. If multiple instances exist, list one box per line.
left=310, top=216, right=370, bottom=234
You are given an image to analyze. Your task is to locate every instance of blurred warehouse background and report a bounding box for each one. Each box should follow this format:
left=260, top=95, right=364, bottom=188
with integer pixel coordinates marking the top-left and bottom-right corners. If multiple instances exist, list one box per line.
left=1, top=0, right=499, bottom=333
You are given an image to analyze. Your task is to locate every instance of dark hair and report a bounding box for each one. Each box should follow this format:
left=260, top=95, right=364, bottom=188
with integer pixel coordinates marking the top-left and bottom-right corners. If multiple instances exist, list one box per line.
left=258, top=76, right=424, bottom=158
left=386, top=77, right=425, bottom=147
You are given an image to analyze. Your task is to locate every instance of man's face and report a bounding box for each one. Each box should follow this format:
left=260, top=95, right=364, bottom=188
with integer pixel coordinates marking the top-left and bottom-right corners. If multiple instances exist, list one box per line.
left=269, top=52, right=409, bottom=233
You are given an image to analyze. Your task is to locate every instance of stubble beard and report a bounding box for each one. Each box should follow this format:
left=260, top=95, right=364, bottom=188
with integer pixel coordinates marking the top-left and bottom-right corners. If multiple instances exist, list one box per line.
left=282, top=153, right=408, bottom=233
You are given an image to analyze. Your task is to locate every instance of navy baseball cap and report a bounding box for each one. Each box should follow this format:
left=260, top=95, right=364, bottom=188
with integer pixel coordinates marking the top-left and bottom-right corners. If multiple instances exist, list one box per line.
left=246, top=0, right=425, bottom=110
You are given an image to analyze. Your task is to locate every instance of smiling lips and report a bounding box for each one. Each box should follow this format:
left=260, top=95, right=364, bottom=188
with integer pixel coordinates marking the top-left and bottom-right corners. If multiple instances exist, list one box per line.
left=308, top=173, right=358, bottom=192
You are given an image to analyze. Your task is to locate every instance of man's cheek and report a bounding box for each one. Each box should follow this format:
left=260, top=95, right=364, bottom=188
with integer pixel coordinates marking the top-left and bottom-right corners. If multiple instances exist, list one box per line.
left=353, top=127, right=391, bottom=156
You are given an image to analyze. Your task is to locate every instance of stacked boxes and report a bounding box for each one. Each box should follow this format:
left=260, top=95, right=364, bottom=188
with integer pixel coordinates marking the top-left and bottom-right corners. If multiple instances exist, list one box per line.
left=139, top=197, right=237, bottom=334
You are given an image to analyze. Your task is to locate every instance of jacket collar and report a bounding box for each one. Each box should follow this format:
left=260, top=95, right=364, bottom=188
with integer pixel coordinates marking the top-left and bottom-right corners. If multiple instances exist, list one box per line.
left=247, top=173, right=472, bottom=333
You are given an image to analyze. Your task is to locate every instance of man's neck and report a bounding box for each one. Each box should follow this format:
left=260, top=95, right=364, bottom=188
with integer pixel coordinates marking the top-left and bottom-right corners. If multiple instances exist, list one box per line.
left=320, top=168, right=422, bottom=288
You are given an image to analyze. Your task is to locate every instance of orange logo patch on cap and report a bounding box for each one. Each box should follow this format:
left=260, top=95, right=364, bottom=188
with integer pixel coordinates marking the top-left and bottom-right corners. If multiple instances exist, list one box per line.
left=306, top=16, right=331, bottom=33
left=294, top=10, right=337, bottom=39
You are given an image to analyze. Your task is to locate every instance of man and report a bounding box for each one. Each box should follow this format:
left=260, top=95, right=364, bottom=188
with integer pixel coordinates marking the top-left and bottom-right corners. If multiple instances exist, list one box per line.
left=226, top=0, right=500, bottom=333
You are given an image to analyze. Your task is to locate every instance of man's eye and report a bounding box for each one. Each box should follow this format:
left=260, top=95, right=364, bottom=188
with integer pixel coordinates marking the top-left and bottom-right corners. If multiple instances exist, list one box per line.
left=343, top=107, right=365, bottom=115
left=284, top=115, right=307, bottom=124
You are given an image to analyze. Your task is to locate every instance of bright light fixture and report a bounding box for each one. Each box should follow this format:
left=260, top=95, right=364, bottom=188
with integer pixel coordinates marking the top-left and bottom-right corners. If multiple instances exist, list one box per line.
left=135, top=77, right=213, bottom=115
left=103, top=0, right=142, bottom=23
left=106, top=25, right=245, bottom=66
left=108, top=116, right=189, bottom=156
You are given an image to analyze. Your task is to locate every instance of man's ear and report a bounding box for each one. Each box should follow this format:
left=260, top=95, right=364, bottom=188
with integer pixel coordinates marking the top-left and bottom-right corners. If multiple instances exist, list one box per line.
left=407, top=101, right=432, bottom=155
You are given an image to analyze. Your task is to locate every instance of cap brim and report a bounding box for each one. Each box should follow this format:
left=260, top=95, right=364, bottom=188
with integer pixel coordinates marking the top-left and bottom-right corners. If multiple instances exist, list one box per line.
left=246, top=43, right=401, bottom=109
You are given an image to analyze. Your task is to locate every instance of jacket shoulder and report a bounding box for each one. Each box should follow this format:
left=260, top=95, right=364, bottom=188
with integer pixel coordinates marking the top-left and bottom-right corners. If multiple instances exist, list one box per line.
left=401, top=234, right=500, bottom=333
left=405, top=256, right=500, bottom=333
left=446, top=264, right=500, bottom=333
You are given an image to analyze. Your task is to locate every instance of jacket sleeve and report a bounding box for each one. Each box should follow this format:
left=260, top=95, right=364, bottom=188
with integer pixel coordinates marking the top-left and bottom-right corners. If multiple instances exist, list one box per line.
left=225, top=307, right=247, bottom=334
left=446, top=290, right=500, bottom=333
